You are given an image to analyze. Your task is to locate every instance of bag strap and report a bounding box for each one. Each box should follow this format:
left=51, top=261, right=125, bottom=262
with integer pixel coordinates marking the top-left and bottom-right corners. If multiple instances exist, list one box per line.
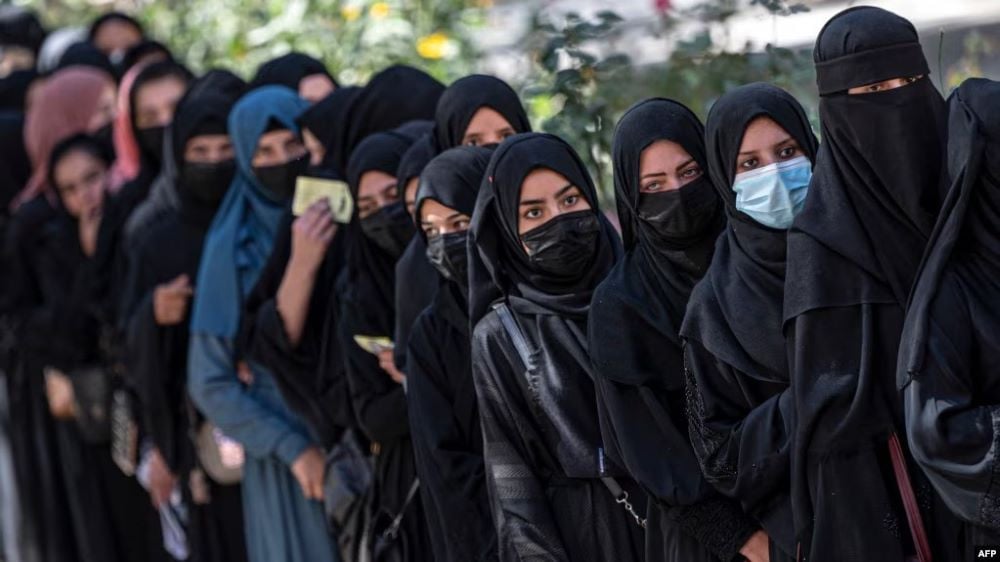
left=888, top=432, right=932, bottom=562
left=492, top=302, right=645, bottom=530
left=382, top=478, right=421, bottom=540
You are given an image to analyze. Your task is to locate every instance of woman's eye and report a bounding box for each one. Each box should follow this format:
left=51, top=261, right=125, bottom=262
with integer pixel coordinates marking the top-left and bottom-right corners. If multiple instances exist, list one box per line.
left=424, top=227, right=439, bottom=238
left=465, top=139, right=479, bottom=147
left=454, top=219, right=470, bottom=230
left=563, top=195, right=579, bottom=207
left=867, top=84, right=882, bottom=93
left=905, top=76, right=919, bottom=84
left=643, top=182, right=662, bottom=192
left=740, top=158, right=758, bottom=170
left=524, top=208, right=542, bottom=220
left=778, top=146, right=797, bottom=159
left=681, top=167, right=701, bottom=179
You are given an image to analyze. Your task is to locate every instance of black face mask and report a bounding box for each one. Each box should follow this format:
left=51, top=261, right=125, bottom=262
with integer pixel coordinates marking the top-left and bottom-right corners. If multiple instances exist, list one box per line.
left=361, top=201, right=414, bottom=259
left=253, top=153, right=310, bottom=201
left=426, top=231, right=469, bottom=282
left=136, top=125, right=166, bottom=164
left=93, top=123, right=115, bottom=158
left=520, top=210, right=600, bottom=277
left=180, top=160, right=236, bottom=206
left=637, top=178, right=719, bottom=248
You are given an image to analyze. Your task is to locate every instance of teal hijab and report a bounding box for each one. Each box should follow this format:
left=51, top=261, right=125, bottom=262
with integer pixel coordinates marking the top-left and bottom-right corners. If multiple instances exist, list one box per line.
left=190, top=86, right=308, bottom=338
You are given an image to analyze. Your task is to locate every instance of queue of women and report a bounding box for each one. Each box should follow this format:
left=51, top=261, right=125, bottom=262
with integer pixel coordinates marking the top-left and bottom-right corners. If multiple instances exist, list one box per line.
left=0, top=3, right=997, bottom=562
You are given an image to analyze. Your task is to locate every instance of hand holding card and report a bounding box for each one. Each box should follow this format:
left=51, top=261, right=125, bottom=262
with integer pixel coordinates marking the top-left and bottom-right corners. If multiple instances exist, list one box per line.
left=292, top=176, right=354, bottom=222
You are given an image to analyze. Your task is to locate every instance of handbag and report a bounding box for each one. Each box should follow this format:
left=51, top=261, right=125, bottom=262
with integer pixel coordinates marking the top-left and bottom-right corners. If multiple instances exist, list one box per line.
left=493, top=301, right=647, bottom=529
left=363, top=478, right=420, bottom=562
left=325, top=428, right=373, bottom=561
left=195, top=421, right=243, bottom=485
left=69, top=366, right=113, bottom=444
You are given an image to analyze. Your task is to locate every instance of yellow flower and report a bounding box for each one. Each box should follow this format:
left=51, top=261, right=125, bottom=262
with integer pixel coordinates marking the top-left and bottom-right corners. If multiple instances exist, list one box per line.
left=416, top=32, right=450, bottom=60
left=341, top=4, right=361, bottom=21
left=369, top=2, right=391, bottom=19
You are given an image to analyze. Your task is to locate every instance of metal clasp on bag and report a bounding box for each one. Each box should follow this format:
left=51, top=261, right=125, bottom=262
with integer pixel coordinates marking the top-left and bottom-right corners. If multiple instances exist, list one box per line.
left=614, top=490, right=647, bottom=529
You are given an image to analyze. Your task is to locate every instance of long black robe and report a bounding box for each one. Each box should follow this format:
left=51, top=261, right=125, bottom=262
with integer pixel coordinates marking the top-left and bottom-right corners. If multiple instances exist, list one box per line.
left=23, top=189, right=166, bottom=562
left=468, top=133, right=643, bottom=561
left=898, top=78, right=1000, bottom=554
left=341, top=128, right=434, bottom=560
left=784, top=8, right=960, bottom=560
left=404, top=146, right=496, bottom=562
left=680, top=83, right=818, bottom=561
left=590, top=98, right=756, bottom=562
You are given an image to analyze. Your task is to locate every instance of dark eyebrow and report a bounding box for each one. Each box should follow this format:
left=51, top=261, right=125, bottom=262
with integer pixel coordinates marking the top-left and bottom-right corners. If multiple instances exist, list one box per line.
left=674, top=157, right=696, bottom=172
left=640, top=171, right=667, bottom=180
left=773, top=136, right=795, bottom=147
left=446, top=212, right=464, bottom=221
left=519, top=198, right=545, bottom=206
left=555, top=183, right=576, bottom=198
left=380, top=181, right=398, bottom=195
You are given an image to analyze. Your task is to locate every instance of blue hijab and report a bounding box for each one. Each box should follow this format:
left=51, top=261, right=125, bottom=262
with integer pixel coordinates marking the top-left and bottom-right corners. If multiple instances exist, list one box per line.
left=190, top=86, right=308, bottom=338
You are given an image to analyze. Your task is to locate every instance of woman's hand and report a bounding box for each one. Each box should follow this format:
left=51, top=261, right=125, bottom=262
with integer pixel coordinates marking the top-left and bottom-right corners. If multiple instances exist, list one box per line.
left=377, top=349, right=406, bottom=385
left=291, top=446, right=326, bottom=500
left=146, top=447, right=177, bottom=509
left=740, top=530, right=770, bottom=562
left=153, top=274, right=193, bottom=326
left=44, top=367, right=76, bottom=420
left=289, top=200, right=336, bottom=274
left=78, top=204, right=102, bottom=258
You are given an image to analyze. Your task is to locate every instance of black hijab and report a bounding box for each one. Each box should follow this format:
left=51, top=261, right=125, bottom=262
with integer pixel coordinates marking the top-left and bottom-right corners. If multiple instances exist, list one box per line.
left=296, top=85, right=361, bottom=177
left=331, top=65, right=444, bottom=176
left=397, top=134, right=438, bottom=202
left=0, top=69, right=37, bottom=111
left=170, top=70, right=246, bottom=228
left=433, top=74, right=531, bottom=151
left=129, top=60, right=194, bottom=166
left=468, top=132, right=621, bottom=325
left=785, top=6, right=947, bottom=320
left=898, top=78, right=1000, bottom=385
left=680, top=83, right=818, bottom=382
left=415, top=146, right=494, bottom=243
left=56, top=41, right=115, bottom=78
left=593, top=99, right=724, bottom=386
left=344, top=127, right=422, bottom=335
left=249, top=52, right=336, bottom=91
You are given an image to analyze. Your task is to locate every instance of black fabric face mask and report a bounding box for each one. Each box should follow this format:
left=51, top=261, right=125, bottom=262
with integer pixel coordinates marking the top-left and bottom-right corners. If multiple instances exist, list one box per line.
left=637, top=177, right=719, bottom=246
left=253, top=153, right=310, bottom=200
left=93, top=123, right=115, bottom=158
left=361, top=201, right=414, bottom=258
left=136, top=125, right=166, bottom=164
left=426, top=230, right=469, bottom=282
left=519, top=210, right=600, bottom=277
left=180, top=160, right=236, bottom=205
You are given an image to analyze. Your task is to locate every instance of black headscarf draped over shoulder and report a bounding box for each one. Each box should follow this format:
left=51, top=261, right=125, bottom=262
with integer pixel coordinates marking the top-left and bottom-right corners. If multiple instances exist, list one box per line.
left=680, top=83, right=818, bottom=382
left=593, top=99, right=724, bottom=386
left=898, top=78, right=1000, bottom=386
left=0, top=112, right=30, bottom=211
left=397, top=134, right=438, bottom=204
left=785, top=6, right=947, bottom=320
left=468, top=132, right=621, bottom=325
left=329, top=65, right=444, bottom=176
left=433, top=74, right=531, bottom=151
left=249, top=52, right=336, bottom=91
left=344, top=126, right=423, bottom=335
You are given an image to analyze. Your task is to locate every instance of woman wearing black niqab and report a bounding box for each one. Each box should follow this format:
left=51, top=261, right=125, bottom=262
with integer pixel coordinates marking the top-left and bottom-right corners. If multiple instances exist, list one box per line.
left=467, top=132, right=644, bottom=561
left=784, top=7, right=959, bottom=561
left=898, top=77, right=1000, bottom=557
left=589, top=98, right=759, bottom=561
left=339, top=126, right=434, bottom=561
left=681, top=83, right=818, bottom=562
left=249, top=52, right=337, bottom=103
left=405, top=146, right=496, bottom=562
left=123, top=72, right=249, bottom=562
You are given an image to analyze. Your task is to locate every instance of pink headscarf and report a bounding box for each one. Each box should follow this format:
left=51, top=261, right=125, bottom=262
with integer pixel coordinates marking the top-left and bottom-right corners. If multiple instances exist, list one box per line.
left=12, top=66, right=115, bottom=210
left=108, top=61, right=150, bottom=192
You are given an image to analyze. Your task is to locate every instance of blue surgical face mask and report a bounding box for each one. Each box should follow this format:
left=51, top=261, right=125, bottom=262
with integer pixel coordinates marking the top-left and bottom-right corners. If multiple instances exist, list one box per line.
left=732, top=155, right=812, bottom=229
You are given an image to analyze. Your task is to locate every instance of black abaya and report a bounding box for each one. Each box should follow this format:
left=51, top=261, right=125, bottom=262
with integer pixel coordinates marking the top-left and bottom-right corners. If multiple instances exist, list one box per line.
left=589, top=98, right=755, bottom=561
left=467, top=133, right=644, bottom=561
left=899, top=78, right=1000, bottom=553
left=784, top=8, right=959, bottom=560
left=680, top=83, right=818, bottom=561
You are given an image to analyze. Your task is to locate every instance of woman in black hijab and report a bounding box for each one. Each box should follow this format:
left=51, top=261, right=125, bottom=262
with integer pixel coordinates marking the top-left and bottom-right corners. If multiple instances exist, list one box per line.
left=468, top=132, right=643, bottom=561
left=681, top=83, right=818, bottom=562
left=899, top=77, right=1000, bottom=556
left=783, top=7, right=958, bottom=560
left=250, top=52, right=337, bottom=103
left=392, top=74, right=532, bottom=375
left=297, top=85, right=362, bottom=179
left=27, top=134, right=165, bottom=562
left=590, top=98, right=760, bottom=561
left=124, top=72, right=248, bottom=562
left=433, top=74, right=531, bottom=150
left=405, top=145, right=495, bottom=562
left=340, top=126, right=433, bottom=561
